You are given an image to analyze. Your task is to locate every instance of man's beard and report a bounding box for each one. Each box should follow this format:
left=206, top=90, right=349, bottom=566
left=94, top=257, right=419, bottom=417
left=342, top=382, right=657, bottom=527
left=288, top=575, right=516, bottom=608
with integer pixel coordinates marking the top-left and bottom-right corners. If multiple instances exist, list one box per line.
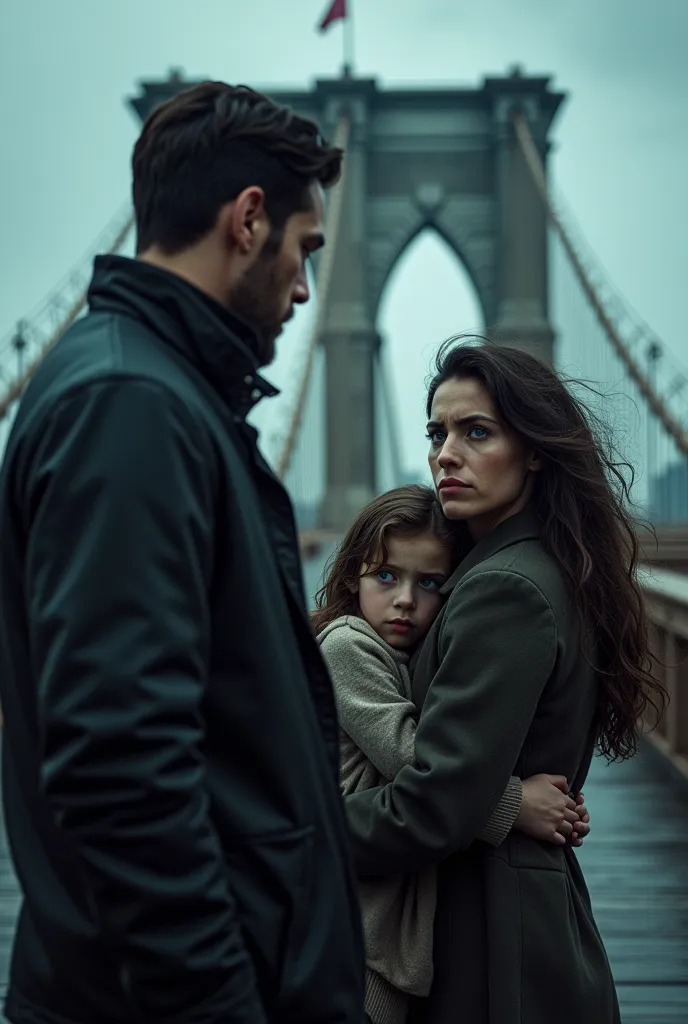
left=230, top=241, right=285, bottom=367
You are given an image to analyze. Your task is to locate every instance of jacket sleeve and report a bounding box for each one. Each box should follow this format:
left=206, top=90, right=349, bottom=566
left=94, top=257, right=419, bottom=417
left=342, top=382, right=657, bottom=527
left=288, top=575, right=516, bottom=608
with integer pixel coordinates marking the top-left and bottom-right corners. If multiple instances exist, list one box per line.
left=320, top=627, right=416, bottom=780
left=344, top=569, right=557, bottom=877
left=21, top=378, right=267, bottom=1023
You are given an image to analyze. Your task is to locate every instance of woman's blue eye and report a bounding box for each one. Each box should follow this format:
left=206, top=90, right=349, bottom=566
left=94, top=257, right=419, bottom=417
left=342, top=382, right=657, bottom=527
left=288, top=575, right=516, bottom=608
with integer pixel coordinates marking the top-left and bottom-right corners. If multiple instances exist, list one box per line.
left=426, top=430, right=446, bottom=447
left=377, top=569, right=394, bottom=583
left=419, top=578, right=441, bottom=591
left=468, top=425, right=489, bottom=440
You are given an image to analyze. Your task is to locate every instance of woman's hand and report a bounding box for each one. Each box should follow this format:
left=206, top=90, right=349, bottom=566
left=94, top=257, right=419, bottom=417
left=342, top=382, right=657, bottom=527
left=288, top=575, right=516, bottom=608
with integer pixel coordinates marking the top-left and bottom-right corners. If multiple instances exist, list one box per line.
left=515, top=774, right=580, bottom=846
left=569, top=791, right=590, bottom=847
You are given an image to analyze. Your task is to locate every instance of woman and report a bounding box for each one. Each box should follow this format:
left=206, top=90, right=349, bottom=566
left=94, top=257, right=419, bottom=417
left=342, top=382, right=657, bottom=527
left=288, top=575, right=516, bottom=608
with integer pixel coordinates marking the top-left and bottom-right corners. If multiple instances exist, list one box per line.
left=344, top=340, right=665, bottom=1024
left=312, top=485, right=588, bottom=1024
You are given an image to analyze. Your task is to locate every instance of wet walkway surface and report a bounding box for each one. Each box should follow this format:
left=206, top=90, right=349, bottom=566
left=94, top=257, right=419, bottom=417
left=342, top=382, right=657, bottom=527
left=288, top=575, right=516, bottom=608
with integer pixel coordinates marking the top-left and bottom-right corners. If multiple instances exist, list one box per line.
left=578, top=742, right=688, bottom=1022
left=0, top=740, right=686, bottom=1021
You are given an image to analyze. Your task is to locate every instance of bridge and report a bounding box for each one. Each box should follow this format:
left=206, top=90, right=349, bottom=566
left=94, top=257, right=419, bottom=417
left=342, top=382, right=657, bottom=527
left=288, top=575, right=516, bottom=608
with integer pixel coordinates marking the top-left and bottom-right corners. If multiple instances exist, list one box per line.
left=0, top=68, right=687, bottom=1021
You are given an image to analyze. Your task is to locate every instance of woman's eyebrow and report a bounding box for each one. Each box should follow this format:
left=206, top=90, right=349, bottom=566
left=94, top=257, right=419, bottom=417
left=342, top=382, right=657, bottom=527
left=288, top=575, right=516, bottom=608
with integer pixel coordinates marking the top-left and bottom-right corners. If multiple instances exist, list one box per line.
left=427, top=413, right=498, bottom=428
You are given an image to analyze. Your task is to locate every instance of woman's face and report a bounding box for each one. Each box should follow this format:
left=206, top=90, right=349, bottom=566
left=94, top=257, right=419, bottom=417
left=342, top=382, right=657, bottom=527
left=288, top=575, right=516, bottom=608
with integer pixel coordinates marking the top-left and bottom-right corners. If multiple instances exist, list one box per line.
left=427, top=375, right=541, bottom=539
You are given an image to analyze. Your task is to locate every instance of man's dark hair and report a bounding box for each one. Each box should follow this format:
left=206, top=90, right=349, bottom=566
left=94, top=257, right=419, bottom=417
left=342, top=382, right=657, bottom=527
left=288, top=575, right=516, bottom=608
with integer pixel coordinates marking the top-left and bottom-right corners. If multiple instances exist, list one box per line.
left=132, top=81, right=343, bottom=254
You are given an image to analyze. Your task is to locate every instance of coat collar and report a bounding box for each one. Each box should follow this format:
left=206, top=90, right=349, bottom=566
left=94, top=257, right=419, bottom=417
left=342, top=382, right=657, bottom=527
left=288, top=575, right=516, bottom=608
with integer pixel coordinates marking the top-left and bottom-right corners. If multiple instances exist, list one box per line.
left=440, top=507, right=541, bottom=594
left=88, top=255, right=278, bottom=419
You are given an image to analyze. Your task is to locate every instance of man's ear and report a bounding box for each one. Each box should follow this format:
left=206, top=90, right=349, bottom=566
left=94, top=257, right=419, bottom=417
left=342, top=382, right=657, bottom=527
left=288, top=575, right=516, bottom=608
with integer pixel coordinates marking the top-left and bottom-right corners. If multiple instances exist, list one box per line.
left=219, top=186, right=269, bottom=256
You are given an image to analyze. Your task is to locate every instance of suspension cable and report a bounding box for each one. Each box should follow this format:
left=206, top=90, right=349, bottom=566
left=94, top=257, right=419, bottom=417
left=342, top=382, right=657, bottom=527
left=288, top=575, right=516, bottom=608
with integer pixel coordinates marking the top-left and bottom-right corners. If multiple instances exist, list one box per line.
left=512, top=111, right=688, bottom=458
left=0, top=208, right=135, bottom=423
left=275, top=114, right=351, bottom=480
left=376, top=346, right=405, bottom=488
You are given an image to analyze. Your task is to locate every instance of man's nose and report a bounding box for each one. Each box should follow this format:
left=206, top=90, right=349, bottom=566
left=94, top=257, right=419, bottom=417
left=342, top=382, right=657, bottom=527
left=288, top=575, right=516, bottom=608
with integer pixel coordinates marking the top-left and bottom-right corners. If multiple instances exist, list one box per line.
left=293, top=269, right=310, bottom=305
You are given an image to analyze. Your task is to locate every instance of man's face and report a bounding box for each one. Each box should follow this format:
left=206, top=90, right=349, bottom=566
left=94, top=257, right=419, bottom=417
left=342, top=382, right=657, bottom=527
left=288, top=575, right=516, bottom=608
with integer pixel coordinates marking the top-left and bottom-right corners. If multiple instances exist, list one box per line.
left=230, top=182, right=325, bottom=365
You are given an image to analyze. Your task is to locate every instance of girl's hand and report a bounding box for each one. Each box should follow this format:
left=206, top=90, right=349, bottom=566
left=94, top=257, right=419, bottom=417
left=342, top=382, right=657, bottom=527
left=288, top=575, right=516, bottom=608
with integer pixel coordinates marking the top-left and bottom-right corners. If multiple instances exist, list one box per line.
left=515, top=774, right=579, bottom=846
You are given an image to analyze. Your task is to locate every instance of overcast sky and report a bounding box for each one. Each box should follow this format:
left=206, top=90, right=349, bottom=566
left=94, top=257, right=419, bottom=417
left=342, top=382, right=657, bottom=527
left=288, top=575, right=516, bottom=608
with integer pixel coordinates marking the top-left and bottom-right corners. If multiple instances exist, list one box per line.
left=1, top=0, right=686, bottom=481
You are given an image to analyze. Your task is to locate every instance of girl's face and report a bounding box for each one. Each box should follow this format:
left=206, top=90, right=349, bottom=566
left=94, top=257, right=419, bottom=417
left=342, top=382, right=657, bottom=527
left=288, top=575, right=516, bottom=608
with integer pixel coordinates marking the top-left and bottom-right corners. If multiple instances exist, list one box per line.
left=354, top=530, right=452, bottom=651
left=427, top=376, right=541, bottom=540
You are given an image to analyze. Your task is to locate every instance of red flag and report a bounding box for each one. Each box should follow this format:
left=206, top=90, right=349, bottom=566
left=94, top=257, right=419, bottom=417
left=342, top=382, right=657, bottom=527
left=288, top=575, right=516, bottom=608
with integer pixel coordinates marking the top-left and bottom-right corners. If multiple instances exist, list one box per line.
left=319, top=0, right=347, bottom=31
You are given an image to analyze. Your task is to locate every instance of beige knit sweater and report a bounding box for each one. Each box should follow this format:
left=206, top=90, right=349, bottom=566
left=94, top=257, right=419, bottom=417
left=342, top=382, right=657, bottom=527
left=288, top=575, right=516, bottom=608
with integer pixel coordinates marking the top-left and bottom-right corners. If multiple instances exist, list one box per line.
left=318, top=615, right=522, bottom=1024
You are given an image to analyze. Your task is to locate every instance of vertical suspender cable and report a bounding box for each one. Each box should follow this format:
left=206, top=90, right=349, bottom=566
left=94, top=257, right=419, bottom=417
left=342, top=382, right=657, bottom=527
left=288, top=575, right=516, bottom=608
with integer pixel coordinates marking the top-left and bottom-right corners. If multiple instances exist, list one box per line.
left=276, top=114, right=351, bottom=481
left=513, top=111, right=688, bottom=459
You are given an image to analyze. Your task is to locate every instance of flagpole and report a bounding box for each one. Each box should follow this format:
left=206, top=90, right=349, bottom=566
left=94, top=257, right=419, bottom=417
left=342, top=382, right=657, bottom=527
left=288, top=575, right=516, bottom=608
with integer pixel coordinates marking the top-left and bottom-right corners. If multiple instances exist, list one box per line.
left=343, top=0, right=354, bottom=76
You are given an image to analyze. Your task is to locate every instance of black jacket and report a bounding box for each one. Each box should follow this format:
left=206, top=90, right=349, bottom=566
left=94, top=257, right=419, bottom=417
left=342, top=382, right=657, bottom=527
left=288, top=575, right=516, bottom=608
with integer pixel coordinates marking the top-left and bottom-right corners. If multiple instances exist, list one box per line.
left=0, top=256, right=365, bottom=1024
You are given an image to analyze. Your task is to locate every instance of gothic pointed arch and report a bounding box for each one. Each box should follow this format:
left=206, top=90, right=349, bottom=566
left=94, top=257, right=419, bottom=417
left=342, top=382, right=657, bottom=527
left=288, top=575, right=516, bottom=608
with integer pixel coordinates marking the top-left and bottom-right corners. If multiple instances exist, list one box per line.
left=131, top=71, right=565, bottom=529
left=376, top=227, right=484, bottom=488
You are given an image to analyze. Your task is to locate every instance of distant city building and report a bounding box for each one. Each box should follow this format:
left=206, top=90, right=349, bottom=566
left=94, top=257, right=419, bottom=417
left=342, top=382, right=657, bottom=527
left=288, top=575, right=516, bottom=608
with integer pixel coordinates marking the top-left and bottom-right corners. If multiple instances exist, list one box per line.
left=648, top=459, right=688, bottom=523
left=293, top=501, right=319, bottom=531
left=398, top=469, right=431, bottom=487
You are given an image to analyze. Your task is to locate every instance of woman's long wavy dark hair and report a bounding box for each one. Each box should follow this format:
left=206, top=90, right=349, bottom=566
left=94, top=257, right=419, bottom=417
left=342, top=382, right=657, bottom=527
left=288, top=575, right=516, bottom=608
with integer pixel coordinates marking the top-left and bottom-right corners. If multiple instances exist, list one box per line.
left=311, top=485, right=460, bottom=635
left=426, top=337, right=667, bottom=762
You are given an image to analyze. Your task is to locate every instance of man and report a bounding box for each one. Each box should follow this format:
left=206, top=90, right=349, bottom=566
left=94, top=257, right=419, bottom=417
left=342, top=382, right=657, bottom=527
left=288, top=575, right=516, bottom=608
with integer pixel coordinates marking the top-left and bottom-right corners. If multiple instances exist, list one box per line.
left=0, top=81, right=364, bottom=1023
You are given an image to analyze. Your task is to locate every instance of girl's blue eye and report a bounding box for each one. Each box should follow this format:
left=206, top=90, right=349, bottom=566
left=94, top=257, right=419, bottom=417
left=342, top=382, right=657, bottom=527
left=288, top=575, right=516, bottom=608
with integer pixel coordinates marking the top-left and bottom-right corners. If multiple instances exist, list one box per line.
left=377, top=569, right=394, bottom=583
left=419, top=578, right=441, bottom=591
left=468, top=425, right=489, bottom=440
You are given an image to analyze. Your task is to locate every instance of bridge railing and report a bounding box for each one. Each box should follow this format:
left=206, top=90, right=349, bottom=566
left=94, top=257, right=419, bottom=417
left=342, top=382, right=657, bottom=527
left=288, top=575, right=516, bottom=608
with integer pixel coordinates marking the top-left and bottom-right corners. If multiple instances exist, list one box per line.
left=641, top=567, right=688, bottom=780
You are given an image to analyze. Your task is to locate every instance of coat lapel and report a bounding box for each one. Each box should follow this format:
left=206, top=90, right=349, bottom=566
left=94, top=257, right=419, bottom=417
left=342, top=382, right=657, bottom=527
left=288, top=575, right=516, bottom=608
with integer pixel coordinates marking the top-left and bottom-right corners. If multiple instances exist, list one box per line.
left=440, top=507, right=541, bottom=594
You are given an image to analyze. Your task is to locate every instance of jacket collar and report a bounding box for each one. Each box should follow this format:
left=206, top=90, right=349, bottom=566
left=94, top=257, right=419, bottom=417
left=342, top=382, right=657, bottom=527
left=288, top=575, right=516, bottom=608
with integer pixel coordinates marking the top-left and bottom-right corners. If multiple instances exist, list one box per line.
left=87, top=255, right=278, bottom=419
left=441, top=506, right=541, bottom=594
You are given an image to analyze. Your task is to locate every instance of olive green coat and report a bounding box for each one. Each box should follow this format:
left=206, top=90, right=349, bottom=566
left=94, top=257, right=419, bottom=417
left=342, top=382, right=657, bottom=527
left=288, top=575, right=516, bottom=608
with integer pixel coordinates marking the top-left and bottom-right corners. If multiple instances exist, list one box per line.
left=345, top=509, right=620, bottom=1024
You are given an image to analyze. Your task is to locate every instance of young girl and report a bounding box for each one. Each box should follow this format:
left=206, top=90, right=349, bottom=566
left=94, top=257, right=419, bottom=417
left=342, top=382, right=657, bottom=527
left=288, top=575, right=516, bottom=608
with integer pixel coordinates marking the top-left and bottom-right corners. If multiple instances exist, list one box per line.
left=312, top=485, right=582, bottom=1024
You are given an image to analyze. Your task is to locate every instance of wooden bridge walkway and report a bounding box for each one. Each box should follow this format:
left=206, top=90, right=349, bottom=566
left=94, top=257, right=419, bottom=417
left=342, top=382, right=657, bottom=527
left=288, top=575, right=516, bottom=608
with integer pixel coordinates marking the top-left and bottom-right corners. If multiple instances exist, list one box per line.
left=0, top=740, right=686, bottom=1021
left=579, top=741, right=688, bottom=1021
